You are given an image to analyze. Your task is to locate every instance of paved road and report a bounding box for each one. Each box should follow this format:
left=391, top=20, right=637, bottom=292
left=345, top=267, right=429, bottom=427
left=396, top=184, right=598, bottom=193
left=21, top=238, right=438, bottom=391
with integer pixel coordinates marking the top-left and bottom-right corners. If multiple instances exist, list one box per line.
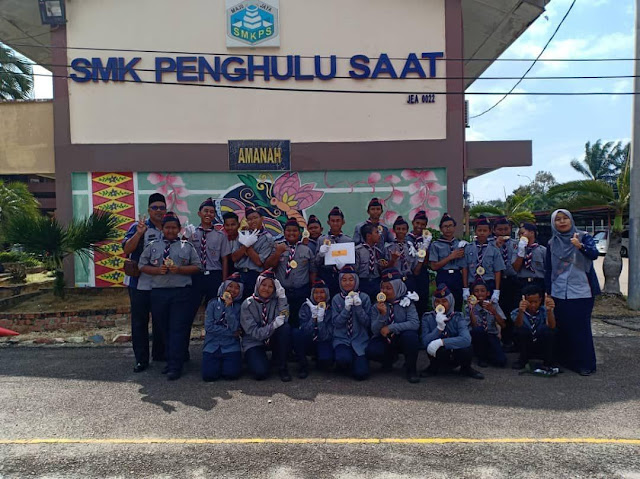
left=594, top=256, right=629, bottom=296
left=1, top=320, right=639, bottom=478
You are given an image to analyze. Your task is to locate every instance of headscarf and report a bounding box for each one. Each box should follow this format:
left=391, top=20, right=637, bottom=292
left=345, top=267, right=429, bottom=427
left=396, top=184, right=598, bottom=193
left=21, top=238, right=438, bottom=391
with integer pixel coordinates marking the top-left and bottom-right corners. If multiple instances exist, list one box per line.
left=338, top=265, right=360, bottom=296
left=309, top=279, right=330, bottom=306
left=431, top=283, right=455, bottom=315
left=550, top=209, right=591, bottom=279
left=380, top=268, right=407, bottom=301
left=253, top=269, right=278, bottom=301
left=217, top=272, right=244, bottom=302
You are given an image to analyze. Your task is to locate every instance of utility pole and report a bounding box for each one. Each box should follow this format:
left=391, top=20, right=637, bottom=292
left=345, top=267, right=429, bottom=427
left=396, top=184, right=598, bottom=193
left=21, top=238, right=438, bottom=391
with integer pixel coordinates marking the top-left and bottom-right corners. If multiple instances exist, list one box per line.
left=628, top=0, right=640, bottom=309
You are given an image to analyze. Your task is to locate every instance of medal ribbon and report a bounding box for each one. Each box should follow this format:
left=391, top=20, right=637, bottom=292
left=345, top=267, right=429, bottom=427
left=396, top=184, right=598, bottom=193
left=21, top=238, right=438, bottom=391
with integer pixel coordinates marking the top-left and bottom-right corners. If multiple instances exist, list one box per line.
left=475, top=242, right=488, bottom=280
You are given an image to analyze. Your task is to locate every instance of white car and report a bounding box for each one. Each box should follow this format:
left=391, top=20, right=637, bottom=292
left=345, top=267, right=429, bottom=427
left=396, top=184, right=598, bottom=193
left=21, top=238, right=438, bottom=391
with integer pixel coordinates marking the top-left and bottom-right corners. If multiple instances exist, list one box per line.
left=593, top=230, right=629, bottom=257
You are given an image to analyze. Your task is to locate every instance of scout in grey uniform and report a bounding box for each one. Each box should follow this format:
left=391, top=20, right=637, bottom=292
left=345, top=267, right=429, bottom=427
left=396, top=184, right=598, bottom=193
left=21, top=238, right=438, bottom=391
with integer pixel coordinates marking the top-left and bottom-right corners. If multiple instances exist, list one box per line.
left=513, top=222, right=546, bottom=292
left=315, top=206, right=354, bottom=298
left=462, top=216, right=505, bottom=302
left=240, top=269, right=292, bottom=382
left=202, top=272, right=244, bottom=382
left=268, top=218, right=315, bottom=329
left=139, top=213, right=202, bottom=381
left=428, top=213, right=467, bottom=311
left=355, top=223, right=388, bottom=303
left=305, top=214, right=323, bottom=256
left=367, top=268, right=421, bottom=383
left=122, top=192, right=166, bottom=372
left=408, top=210, right=432, bottom=316
left=420, top=284, right=484, bottom=380
left=490, top=217, right=519, bottom=347
left=465, top=281, right=507, bottom=368
left=233, top=207, right=275, bottom=299
left=352, top=197, right=394, bottom=250
left=332, top=265, right=373, bottom=381
left=222, top=211, right=241, bottom=276
left=386, top=215, right=427, bottom=293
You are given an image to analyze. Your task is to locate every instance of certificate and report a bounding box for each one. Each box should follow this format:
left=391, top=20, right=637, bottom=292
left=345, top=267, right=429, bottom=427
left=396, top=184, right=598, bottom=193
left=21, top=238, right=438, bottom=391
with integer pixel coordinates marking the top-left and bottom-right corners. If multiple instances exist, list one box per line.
left=324, top=242, right=355, bottom=266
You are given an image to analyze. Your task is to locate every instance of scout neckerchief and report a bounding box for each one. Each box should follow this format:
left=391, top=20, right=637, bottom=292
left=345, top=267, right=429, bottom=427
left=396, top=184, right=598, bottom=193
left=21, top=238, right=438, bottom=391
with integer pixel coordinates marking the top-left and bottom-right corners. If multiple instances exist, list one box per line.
left=439, top=312, right=453, bottom=339
left=216, top=297, right=228, bottom=328
left=394, top=240, right=408, bottom=273
left=363, top=242, right=378, bottom=275
left=499, top=241, right=511, bottom=268
left=340, top=292, right=354, bottom=337
left=163, top=239, right=178, bottom=260
left=524, top=243, right=539, bottom=273
left=476, top=306, right=489, bottom=331
left=525, top=309, right=542, bottom=342
left=312, top=300, right=324, bottom=342
left=197, top=225, right=213, bottom=269
left=252, top=294, right=271, bottom=346
left=284, top=240, right=301, bottom=278
left=385, top=298, right=401, bottom=343
left=474, top=241, right=488, bottom=280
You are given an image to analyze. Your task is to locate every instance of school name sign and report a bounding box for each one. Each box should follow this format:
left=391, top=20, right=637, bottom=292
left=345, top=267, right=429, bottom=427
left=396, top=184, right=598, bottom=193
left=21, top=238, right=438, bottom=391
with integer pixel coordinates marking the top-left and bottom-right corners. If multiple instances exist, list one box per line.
left=68, top=52, right=445, bottom=83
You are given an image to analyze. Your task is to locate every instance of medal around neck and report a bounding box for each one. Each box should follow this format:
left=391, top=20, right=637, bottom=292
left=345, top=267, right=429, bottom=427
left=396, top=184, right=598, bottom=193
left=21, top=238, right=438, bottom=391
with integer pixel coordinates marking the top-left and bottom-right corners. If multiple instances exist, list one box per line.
left=302, top=229, right=310, bottom=239
left=323, top=238, right=332, bottom=246
left=377, top=225, right=384, bottom=234
left=476, top=265, right=485, bottom=276
left=376, top=292, right=386, bottom=303
left=469, top=295, right=478, bottom=306
left=289, top=259, right=298, bottom=269
left=435, top=305, right=446, bottom=314
left=163, top=258, right=175, bottom=267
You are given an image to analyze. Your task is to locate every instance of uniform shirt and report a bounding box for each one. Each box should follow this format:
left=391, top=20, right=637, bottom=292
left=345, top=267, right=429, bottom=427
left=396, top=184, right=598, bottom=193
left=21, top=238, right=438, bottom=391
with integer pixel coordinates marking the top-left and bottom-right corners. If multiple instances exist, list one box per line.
left=510, top=305, right=549, bottom=333
left=421, top=312, right=471, bottom=350
left=234, top=229, right=275, bottom=272
left=138, top=240, right=202, bottom=288
left=306, top=237, right=319, bottom=256
left=386, top=240, right=419, bottom=278
left=352, top=220, right=394, bottom=250
left=428, top=238, right=466, bottom=271
left=371, top=301, right=419, bottom=337
left=408, top=233, right=431, bottom=284
left=239, top=294, right=289, bottom=352
left=122, top=219, right=162, bottom=289
left=463, top=241, right=506, bottom=283
left=274, top=241, right=315, bottom=290
left=464, top=302, right=505, bottom=335
left=314, top=233, right=354, bottom=272
left=203, top=298, right=242, bottom=354
left=189, top=226, right=230, bottom=271
left=517, top=244, right=547, bottom=280
left=331, top=292, right=372, bottom=356
left=298, top=302, right=333, bottom=342
left=490, top=238, right=518, bottom=278
left=354, top=243, right=388, bottom=280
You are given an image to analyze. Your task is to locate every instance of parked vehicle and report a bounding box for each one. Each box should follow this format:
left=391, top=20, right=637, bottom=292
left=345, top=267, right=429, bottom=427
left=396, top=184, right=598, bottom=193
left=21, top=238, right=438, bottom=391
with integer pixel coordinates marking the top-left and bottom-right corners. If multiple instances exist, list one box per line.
left=592, top=230, right=629, bottom=257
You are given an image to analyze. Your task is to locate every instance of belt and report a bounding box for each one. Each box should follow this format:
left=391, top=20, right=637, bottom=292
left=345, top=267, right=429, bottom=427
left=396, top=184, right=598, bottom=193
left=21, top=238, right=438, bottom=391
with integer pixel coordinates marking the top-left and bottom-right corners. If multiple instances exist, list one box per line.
left=203, top=270, right=221, bottom=276
left=442, top=269, right=460, bottom=274
left=239, top=268, right=255, bottom=273
left=523, top=277, right=541, bottom=283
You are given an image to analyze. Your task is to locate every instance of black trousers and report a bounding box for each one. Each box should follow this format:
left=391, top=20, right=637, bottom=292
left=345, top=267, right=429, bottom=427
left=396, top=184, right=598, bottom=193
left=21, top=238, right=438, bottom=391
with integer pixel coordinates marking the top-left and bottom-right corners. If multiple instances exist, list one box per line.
left=285, top=285, right=310, bottom=329
left=128, top=287, right=166, bottom=363
left=366, top=331, right=420, bottom=374
left=150, top=287, right=192, bottom=374
left=499, top=276, right=520, bottom=345
left=514, top=325, right=555, bottom=367
left=428, top=346, right=473, bottom=371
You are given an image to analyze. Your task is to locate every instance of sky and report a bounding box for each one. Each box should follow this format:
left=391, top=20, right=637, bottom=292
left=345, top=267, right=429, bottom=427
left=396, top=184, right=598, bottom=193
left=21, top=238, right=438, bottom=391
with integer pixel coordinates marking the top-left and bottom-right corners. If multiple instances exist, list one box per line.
left=467, top=0, right=635, bottom=202
left=26, top=0, right=635, bottom=204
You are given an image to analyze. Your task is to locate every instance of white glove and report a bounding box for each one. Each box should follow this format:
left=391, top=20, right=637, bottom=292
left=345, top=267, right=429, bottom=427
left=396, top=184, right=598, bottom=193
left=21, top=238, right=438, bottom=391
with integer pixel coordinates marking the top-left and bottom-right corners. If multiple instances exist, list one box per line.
left=273, top=315, right=286, bottom=328
left=435, top=312, right=447, bottom=331
left=427, top=339, right=444, bottom=356
left=237, top=231, right=249, bottom=247
left=352, top=294, right=362, bottom=307
left=308, top=304, right=319, bottom=318
left=274, top=279, right=287, bottom=299
left=399, top=296, right=411, bottom=308
left=318, top=244, right=330, bottom=257
left=517, top=237, right=528, bottom=257
left=244, top=230, right=259, bottom=247
left=407, top=291, right=419, bottom=302
left=305, top=298, right=315, bottom=310
left=491, top=290, right=500, bottom=303
left=463, top=288, right=470, bottom=301
left=458, top=240, right=468, bottom=248
left=423, top=233, right=433, bottom=248
left=316, top=307, right=325, bottom=323
left=334, top=257, right=346, bottom=270
left=408, top=243, right=418, bottom=258
left=344, top=295, right=354, bottom=311
left=183, top=223, right=196, bottom=240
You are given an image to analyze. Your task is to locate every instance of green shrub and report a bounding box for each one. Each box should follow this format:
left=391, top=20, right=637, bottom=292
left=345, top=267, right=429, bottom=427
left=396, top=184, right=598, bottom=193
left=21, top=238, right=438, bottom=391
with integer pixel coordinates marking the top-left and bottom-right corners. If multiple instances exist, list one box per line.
left=0, top=251, right=44, bottom=268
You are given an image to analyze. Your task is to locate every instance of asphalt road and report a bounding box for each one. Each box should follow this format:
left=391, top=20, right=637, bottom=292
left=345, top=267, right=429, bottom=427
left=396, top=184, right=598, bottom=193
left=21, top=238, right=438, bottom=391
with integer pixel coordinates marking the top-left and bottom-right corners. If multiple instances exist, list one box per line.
left=1, top=320, right=640, bottom=478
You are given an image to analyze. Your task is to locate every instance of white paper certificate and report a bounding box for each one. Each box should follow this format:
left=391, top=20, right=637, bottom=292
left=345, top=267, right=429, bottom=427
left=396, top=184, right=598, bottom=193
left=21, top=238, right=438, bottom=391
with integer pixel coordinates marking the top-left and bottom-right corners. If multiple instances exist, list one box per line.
left=324, top=242, right=355, bottom=266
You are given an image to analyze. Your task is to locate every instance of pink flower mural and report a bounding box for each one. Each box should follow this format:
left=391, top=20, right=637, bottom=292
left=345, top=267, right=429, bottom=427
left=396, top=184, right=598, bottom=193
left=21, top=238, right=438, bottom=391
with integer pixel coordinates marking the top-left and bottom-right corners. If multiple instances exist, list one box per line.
left=269, top=172, right=324, bottom=227
left=402, top=169, right=446, bottom=227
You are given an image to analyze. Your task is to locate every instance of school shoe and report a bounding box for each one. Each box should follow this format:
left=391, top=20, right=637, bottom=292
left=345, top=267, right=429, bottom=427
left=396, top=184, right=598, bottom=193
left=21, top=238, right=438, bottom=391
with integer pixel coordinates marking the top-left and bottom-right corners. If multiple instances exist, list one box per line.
left=461, top=367, right=484, bottom=380
left=297, top=365, right=309, bottom=379
left=133, top=362, right=149, bottom=373
left=406, top=371, right=420, bottom=384
left=477, top=360, right=489, bottom=368
left=161, top=366, right=170, bottom=374
left=167, top=371, right=181, bottom=381
left=279, top=369, right=292, bottom=382
left=511, top=360, right=528, bottom=370
left=420, top=366, right=438, bottom=378
left=579, top=369, right=594, bottom=376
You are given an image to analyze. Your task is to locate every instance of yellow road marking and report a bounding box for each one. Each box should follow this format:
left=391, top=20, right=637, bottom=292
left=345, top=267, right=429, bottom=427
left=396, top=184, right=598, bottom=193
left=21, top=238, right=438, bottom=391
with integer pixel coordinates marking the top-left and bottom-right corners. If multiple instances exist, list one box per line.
left=1, top=438, right=640, bottom=445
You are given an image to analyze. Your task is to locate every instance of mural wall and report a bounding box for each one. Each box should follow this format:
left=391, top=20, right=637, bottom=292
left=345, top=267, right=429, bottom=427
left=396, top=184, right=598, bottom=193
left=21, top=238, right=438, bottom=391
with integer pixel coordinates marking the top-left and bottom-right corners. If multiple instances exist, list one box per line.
left=72, top=168, right=447, bottom=287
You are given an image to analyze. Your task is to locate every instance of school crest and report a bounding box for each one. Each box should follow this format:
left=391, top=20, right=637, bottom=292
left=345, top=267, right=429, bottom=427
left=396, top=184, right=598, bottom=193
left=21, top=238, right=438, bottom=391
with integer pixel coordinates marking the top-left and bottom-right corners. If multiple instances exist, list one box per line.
left=226, top=0, right=280, bottom=47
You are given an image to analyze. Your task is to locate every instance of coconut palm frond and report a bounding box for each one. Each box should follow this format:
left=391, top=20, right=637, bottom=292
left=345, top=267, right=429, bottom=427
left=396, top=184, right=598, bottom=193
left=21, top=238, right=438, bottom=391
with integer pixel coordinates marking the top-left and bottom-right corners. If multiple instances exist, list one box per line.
left=511, top=211, right=536, bottom=225
left=65, top=212, right=120, bottom=255
left=469, top=205, right=504, bottom=218
left=547, top=180, right=615, bottom=201
left=5, top=215, right=67, bottom=268
left=0, top=44, right=34, bottom=100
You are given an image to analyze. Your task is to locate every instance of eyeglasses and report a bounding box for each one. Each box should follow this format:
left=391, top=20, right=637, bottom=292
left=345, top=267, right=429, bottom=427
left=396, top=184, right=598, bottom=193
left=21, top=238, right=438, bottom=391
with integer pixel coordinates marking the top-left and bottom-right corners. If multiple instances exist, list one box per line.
left=149, top=206, right=167, bottom=211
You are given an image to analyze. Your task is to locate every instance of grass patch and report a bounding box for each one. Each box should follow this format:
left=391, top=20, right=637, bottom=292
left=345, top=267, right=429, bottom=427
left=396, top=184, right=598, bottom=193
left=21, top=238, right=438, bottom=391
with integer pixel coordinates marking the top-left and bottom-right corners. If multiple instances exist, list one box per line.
left=4, top=288, right=130, bottom=313
left=25, top=272, right=55, bottom=284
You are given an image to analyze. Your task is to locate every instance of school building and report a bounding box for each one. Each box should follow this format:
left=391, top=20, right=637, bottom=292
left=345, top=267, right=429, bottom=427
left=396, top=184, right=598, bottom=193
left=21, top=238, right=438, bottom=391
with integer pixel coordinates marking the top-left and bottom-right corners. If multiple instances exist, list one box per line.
left=0, top=0, right=548, bottom=286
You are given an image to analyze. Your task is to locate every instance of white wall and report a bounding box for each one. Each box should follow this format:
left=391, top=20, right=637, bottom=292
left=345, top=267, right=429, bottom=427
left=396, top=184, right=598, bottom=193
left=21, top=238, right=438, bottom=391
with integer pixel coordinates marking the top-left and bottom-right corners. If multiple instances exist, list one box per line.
left=66, top=0, right=447, bottom=145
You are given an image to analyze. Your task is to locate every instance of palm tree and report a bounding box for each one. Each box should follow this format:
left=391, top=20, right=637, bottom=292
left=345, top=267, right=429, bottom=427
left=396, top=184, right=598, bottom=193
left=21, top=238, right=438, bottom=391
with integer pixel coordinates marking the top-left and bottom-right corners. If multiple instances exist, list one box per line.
left=4, top=212, right=120, bottom=297
left=0, top=44, right=34, bottom=100
left=469, top=194, right=535, bottom=227
left=0, top=180, right=41, bottom=241
left=570, top=140, right=627, bottom=186
left=547, top=159, right=630, bottom=296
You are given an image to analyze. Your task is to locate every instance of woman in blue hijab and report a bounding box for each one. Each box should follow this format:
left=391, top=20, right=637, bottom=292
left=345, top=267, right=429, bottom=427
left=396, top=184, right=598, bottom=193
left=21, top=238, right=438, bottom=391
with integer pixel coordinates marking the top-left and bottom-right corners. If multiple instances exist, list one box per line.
left=544, top=209, right=600, bottom=376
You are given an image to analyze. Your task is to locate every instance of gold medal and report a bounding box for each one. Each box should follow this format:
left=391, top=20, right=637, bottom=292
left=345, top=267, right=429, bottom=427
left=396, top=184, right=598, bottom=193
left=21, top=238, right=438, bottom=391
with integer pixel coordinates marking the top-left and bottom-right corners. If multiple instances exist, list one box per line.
left=377, top=225, right=384, bottom=234
left=289, top=260, right=298, bottom=269
left=317, top=302, right=326, bottom=310
left=222, top=291, right=232, bottom=301
left=520, top=236, right=529, bottom=244
left=348, top=291, right=357, bottom=298
left=476, top=265, right=485, bottom=276
left=502, top=236, right=511, bottom=241
left=302, top=229, right=310, bottom=239
left=164, top=258, right=175, bottom=267
left=435, top=305, right=446, bottom=314
left=417, top=249, right=427, bottom=259
left=422, top=229, right=430, bottom=239
left=469, top=295, right=478, bottom=306
left=280, top=310, right=289, bottom=318
left=323, top=238, right=332, bottom=246
left=376, top=292, right=387, bottom=303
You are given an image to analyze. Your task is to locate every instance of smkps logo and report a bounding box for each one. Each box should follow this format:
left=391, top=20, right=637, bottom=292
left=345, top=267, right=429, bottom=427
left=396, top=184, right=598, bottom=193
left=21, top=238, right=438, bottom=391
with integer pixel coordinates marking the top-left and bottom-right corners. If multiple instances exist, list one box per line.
left=226, top=0, right=280, bottom=47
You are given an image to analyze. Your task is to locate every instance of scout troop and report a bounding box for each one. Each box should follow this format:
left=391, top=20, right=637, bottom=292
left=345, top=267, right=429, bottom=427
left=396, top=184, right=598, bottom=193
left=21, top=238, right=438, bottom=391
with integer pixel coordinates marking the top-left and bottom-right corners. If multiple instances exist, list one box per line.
left=125, top=196, right=596, bottom=381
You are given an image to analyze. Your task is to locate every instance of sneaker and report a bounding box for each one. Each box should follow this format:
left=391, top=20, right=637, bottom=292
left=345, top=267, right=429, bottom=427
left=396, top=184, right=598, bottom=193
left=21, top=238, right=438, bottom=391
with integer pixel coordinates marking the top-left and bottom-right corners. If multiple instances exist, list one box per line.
left=133, top=362, right=149, bottom=373
left=279, top=370, right=292, bottom=382
left=461, top=367, right=484, bottom=380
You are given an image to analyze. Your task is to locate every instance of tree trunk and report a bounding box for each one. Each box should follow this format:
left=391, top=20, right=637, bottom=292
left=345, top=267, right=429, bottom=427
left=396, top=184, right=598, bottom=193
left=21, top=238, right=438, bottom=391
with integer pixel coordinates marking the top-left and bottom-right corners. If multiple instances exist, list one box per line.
left=602, top=231, right=623, bottom=295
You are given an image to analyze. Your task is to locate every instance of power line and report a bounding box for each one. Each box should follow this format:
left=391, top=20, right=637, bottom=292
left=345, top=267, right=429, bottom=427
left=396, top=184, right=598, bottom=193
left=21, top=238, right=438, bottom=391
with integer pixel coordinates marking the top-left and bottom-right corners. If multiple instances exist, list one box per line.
left=3, top=69, right=637, bottom=96
left=470, top=0, right=577, bottom=120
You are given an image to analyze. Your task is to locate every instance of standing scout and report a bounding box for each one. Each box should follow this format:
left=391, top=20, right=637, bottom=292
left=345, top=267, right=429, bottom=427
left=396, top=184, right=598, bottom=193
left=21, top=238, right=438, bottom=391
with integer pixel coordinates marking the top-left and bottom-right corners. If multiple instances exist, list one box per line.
left=387, top=215, right=428, bottom=294
left=428, top=213, right=467, bottom=311
left=332, top=266, right=373, bottom=381
left=315, top=206, right=354, bottom=298
left=408, top=210, right=433, bottom=316
left=222, top=212, right=241, bottom=276
left=420, top=284, right=484, bottom=380
left=293, top=279, right=334, bottom=378
left=465, top=281, right=507, bottom=368
left=240, top=270, right=292, bottom=382
left=491, top=217, right=519, bottom=348
left=513, top=223, right=546, bottom=292
left=202, top=273, right=244, bottom=382
left=232, top=207, right=275, bottom=298
left=122, top=192, right=166, bottom=373
left=462, top=216, right=505, bottom=304
left=368, top=268, right=421, bottom=383
left=139, top=213, right=202, bottom=381
left=355, top=223, right=389, bottom=302
left=352, top=197, right=394, bottom=249
left=304, top=215, right=323, bottom=256
left=268, top=218, right=315, bottom=329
